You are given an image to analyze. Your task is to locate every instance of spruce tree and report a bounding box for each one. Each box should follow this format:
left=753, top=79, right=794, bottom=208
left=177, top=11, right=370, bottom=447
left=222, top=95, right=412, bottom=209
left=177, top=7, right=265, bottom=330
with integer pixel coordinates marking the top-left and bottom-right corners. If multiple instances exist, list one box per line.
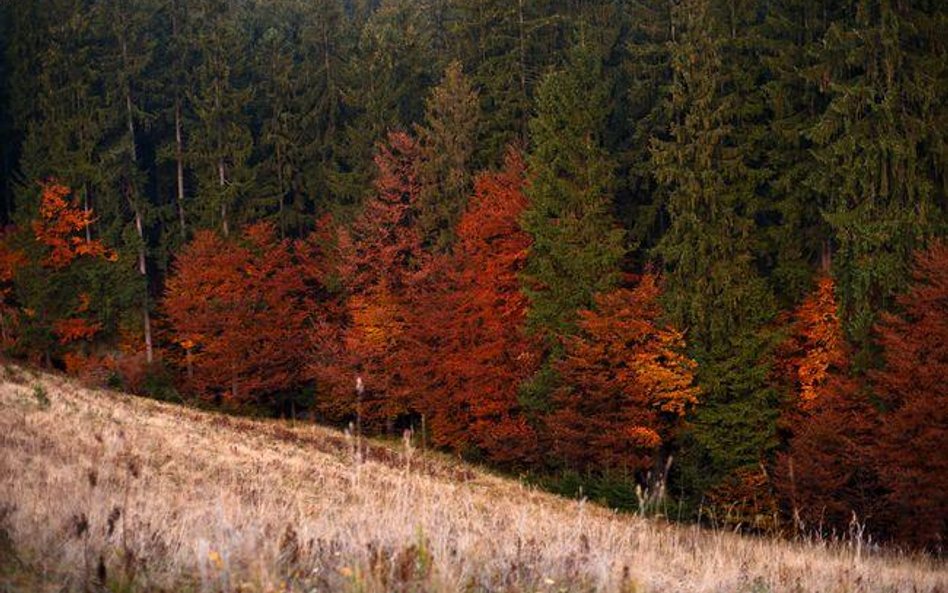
left=807, top=0, right=947, bottom=353
left=650, top=0, right=778, bottom=497
left=519, top=44, right=626, bottom=410
left=415, top=60, right=480, bottom=252
left=187, top=0, right=253, bottom=236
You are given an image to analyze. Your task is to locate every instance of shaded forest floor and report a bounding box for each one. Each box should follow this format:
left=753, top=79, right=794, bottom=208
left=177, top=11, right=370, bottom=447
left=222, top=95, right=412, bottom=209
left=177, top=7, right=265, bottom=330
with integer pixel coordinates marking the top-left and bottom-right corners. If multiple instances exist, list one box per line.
left=0, top=364, right=944, bottom=593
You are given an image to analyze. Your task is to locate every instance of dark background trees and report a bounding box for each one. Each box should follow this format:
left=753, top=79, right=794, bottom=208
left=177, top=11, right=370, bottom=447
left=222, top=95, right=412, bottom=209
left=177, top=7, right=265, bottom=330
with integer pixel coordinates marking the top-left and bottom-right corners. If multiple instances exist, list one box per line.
left=1, top=0, right=945, bottom=551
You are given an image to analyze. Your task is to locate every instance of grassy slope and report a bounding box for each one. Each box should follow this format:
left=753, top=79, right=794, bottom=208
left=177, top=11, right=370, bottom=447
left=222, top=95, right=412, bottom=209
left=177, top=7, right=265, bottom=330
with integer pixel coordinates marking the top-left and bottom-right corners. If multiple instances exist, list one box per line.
left=0, top=365, right=944, bottom=593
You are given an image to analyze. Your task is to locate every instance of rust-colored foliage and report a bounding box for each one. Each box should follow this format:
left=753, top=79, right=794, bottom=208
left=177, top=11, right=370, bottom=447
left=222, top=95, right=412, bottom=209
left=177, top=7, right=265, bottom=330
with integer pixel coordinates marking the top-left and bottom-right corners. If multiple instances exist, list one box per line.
left=548, top=274, right=699, bottom=474
left=403, top=150, right=540, bottom=463
left=774, top=275, right=882, bottom=537
left=706, top=466, right=780, bottom=533
left=0, top=228, right=25, bottom=347
left=53, top=317, right=102, bottom=345
left=339, top=131, right=424, bottom=292
left=31, top=181, right=115, bottom=269
left=869, top=240, right=948, bottom=549
left=163, top=223, right=314, bottom=403
left=777, top=276, right=846, bottom=409
left=774, top=374, right=882, bottom=536
left=325, top=132, right=427, bottom=427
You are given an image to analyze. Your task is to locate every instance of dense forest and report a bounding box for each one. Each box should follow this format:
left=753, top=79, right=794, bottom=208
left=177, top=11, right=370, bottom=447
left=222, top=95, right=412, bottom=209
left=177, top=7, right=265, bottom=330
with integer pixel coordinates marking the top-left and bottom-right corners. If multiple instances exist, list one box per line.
left=0, top=0, right=945, bottom=551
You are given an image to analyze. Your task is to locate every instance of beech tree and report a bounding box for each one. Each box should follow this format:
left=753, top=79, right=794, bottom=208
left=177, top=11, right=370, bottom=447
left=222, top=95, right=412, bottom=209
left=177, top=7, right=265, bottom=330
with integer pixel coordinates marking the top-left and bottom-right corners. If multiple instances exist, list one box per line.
left=773, top=273, right=882, bottom=535
left=404, top=150, right=540, bottom=464
left=870, top=241, right=948, bottom=549
left=549, top=274, right=699, bottom=476
left=163, top=223, right=312, bottom=405
left=329, top=131, right=426, bottom=427
left=775, top=275, right=847, bottom=410
left=9, top=181, right=117, bottom=366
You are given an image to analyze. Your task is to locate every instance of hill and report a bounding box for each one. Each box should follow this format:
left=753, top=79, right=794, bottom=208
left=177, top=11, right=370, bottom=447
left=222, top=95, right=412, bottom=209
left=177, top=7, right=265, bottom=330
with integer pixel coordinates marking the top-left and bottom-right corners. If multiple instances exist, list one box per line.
left=0, top=365, right=944, bottom=593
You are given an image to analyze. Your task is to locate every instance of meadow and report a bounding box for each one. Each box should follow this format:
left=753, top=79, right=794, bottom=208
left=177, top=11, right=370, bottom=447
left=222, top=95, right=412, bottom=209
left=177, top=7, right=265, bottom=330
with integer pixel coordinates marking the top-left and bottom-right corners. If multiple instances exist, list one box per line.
left=0, top=365, right=944, bottom=593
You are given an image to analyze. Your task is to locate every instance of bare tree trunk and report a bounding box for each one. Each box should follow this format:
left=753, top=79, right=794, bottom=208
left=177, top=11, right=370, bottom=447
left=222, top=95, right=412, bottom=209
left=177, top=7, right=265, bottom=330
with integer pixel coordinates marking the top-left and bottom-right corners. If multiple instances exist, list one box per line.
left=172, top=3, right=187, bottom=240
left=276, top=142, right=285, bottom=238
left=82, top=184, right=92, bottom=243
left=518, top=0, right=527, bottom=139
left=122, top=31, right=153, bottom=364
left=218, top=158, right=228, bottom=237
left=175, top=98, right=187, bottom=240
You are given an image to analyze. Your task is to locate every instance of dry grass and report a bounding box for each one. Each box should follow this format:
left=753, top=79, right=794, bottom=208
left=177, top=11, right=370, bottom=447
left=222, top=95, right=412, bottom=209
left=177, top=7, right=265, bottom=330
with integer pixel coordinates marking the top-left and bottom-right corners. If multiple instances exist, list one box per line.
left=0, top=365, right=944, bottom=593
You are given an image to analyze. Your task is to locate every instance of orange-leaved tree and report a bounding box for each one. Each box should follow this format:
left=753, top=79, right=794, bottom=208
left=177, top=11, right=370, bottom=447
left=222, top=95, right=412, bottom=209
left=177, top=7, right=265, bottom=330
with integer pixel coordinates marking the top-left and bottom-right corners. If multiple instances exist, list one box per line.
left=326, top=131, right=427, bottom=429
left=774, top=274, right=882, bottom=537
left=6, top=181, right=117, bottom=366
left=548, top=274, right=699, bottom=476
left=776, top=275, right=847, bottom=409
left=402, top=150, right=541, bottom=464
left=163, top=223, right=315, bottom=405
left=869, top=240, right=948, bottom=549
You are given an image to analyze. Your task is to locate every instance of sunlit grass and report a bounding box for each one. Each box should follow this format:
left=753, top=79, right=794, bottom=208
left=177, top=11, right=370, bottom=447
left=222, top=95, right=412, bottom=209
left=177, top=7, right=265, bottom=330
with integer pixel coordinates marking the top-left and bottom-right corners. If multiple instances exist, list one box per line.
left=0, top=365, right=944, bottom=592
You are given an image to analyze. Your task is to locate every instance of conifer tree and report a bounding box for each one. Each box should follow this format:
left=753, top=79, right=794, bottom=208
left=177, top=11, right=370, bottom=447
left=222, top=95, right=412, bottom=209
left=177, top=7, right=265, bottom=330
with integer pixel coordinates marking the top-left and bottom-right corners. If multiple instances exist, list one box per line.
left=521, top=44, right=626, bottom=340
left=98, top=0, right=158, bottom=363
left=415, top=61, right=480, bottom=252
left=187, top=0, right=253, bottom=236
left=650, top=0, right=778, bottom=498
left=519, top=44, right=626, bottom=411
left=807, top=1, right=947, bottom=351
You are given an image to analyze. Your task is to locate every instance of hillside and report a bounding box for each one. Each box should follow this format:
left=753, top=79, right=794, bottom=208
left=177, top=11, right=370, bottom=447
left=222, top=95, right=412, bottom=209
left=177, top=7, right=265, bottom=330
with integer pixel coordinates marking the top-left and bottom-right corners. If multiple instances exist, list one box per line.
left=0, top=365, right=944, bottom=593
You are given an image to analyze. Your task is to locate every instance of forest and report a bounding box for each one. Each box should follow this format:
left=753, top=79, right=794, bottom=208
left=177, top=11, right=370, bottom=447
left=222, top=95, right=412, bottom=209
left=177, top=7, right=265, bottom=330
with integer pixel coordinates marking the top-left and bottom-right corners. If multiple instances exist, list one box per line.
left=0, top=0, right=945, bottom=552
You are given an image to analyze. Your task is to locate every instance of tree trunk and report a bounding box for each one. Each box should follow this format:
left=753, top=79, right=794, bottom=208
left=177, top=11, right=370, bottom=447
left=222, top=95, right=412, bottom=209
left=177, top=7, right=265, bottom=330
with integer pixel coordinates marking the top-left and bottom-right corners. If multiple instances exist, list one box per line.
left=122, top=31, right=153, bottom=364
left=172, top=2, right=187, bottom=240
left=175, top=98, right=187, bottom=240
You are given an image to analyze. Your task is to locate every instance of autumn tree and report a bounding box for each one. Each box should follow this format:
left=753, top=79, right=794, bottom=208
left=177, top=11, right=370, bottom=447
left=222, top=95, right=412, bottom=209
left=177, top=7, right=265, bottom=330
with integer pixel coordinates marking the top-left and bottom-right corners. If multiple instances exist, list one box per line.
left=774, top=372, right=882, bottom=538
left=775, top=275, right=847, bottom=410
left=772, top=273, right=882, bottom=536
left=9, top=181, right=118, bottom=366
left=548, top=274, right=699, bottom=478
left=163, top=223, right=313, bottom=406
left=869, top=241, right=948, bottom=549
left=328, top=131, right=426, bottom=428
left=403, top=150, right=540, bottom=464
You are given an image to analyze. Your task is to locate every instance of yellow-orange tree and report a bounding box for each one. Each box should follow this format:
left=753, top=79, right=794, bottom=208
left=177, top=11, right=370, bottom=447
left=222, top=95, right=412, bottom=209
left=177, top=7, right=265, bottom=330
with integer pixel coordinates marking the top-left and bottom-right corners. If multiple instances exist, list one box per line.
left=548, top=274, right=699, bottom=476
left=3, top=181, right=118, bottom=366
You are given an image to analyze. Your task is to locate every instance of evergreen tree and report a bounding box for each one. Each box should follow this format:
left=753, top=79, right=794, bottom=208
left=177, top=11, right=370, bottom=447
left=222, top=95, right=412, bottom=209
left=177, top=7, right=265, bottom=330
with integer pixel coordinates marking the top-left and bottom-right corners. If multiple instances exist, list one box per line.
left=650, top=0, right=778, bottom=498
left=520, top=44, right=626, bottom=410
left=187, top=0, right=253, bottom=236
left=415, top=60, right=480, bottom=252
left=331, top=0, right=439, bottom=209
left=97, top=0, right=159, bottom=363
left=807, top=0, right=947, bottom=352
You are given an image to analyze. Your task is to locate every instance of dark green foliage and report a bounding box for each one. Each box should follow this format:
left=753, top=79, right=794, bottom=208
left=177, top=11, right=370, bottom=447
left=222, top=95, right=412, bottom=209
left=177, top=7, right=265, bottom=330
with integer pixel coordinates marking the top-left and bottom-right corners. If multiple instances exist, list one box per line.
left=415, top=61, right=480, bottom=251
left=521, top=44, right=626, bottom=341
left=651, top=0, right=775, bottom=352
left=806, top=0, right=947, bottom=351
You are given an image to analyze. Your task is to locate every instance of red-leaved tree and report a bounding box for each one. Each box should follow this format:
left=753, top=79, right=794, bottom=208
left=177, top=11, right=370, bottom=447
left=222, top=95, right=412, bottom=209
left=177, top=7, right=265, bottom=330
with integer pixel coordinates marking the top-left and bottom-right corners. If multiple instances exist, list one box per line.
left=325, top=131, right=427, bottom=428
left=402, top=150, right=540, bottom=464
left=869, top=240, right=948, bottom=549
left=774, top=275, right=882, bottom=537
left=548, top=274, right=699, bottom=476
left=163, top=223, right=314, bottom=404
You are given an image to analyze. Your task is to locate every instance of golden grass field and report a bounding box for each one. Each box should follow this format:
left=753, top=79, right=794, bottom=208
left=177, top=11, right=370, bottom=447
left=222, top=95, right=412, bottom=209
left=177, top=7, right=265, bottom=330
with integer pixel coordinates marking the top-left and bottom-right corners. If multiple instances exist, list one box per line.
left=0, top=365, right=944, bottom=592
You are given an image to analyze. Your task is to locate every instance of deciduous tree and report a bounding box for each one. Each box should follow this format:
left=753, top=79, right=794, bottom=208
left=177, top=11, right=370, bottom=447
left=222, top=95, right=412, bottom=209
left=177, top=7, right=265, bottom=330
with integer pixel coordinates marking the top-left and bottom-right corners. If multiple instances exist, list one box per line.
left=548, top=274, right=698, bottom=476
